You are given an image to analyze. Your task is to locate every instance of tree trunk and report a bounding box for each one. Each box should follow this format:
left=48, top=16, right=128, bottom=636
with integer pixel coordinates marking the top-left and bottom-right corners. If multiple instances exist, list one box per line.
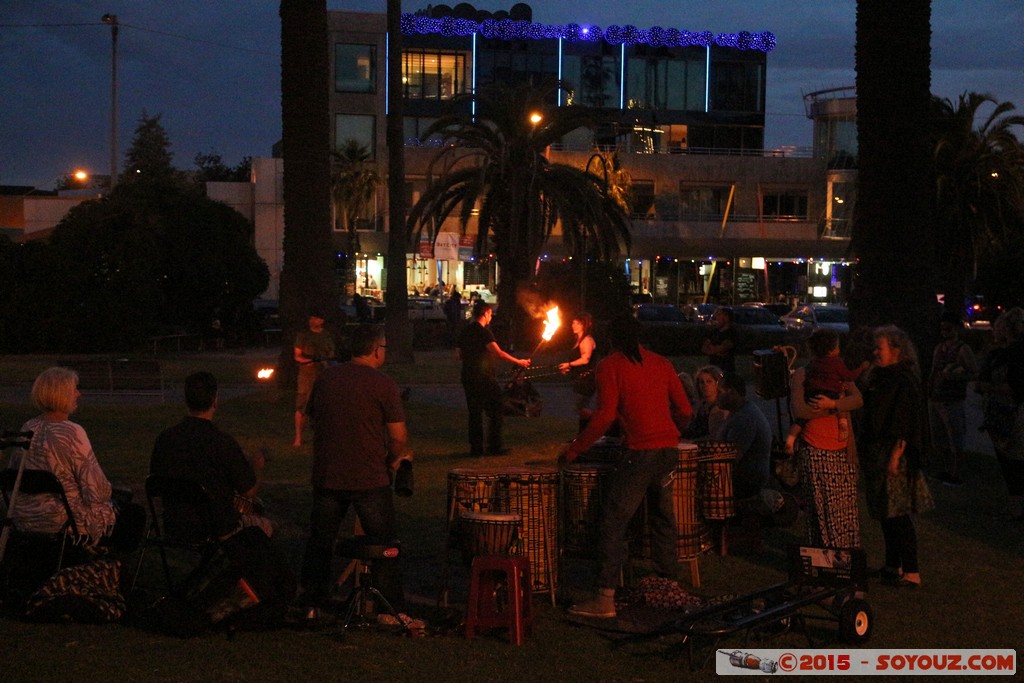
left=385, top=0, right=414, bottom=362
left=850, top=0, right=939, bottom=356
left=278, top=0, right=336, bottom=386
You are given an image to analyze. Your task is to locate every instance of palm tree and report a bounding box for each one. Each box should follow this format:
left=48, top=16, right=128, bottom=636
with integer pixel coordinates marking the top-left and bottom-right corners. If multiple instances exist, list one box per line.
left=849, top=0, right=937, bottom=351
left=932, top=92, right=1024, bottom=313
left=279, top=0, right=334, bottom=382
left=332, top=139, right=380, bottom=240
left=385, top=0, right=413, bottom=363
left=407, top=83, right=631, bottom=344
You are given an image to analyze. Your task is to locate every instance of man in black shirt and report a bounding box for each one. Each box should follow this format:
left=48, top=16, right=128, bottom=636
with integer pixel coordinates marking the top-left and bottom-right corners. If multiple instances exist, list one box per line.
left=702, top=306, right=737, bottom=373
left=457, top=301, right=529, bottom=455
left=151, top=371, right=270, bottom=539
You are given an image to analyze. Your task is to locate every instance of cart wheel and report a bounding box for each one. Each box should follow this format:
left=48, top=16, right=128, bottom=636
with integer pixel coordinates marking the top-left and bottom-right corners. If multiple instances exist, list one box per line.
left=839, top=598, right=872, bottom=642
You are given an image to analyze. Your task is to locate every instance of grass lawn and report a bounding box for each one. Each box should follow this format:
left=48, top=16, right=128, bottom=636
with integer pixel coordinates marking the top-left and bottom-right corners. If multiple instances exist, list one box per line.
left=1, top=351, right=1022, bottom=681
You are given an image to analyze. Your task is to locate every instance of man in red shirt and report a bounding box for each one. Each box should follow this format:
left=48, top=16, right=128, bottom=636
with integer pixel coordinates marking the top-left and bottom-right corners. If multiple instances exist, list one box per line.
left=563, top=315, right=692, bottom=618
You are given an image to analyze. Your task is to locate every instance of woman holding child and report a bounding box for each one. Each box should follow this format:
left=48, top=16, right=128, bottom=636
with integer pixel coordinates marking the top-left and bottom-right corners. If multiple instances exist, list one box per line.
left=790, top=328, right=864, bottom=549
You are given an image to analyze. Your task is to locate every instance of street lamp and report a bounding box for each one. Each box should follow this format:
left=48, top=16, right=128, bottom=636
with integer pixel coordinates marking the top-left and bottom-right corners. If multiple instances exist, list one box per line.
left=102, top=14, right=119, bottom=189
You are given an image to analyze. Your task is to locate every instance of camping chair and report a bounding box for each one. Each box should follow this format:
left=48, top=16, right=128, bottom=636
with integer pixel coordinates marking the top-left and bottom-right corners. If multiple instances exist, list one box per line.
left=131, top=474, right=222, bottom=595
left=0, top=468, right=83, bottom=572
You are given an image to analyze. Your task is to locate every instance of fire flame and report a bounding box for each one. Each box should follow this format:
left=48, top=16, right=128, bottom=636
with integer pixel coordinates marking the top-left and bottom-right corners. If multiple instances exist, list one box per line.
left=541, top=306, right=561, bottom=341
left=257, top=368, right=275, bottom=380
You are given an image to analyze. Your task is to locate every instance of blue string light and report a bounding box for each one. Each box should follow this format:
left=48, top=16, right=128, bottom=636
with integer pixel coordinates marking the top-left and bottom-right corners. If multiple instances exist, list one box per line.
left=401, top=14, right=775, bottom=52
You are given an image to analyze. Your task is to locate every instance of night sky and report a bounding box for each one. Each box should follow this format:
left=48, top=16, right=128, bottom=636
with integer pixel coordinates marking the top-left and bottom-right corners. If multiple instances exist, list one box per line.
left=2, top=0, right=1021, bottom=189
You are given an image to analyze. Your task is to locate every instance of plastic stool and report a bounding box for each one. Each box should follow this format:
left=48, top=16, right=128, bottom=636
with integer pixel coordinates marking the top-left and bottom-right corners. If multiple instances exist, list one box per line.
left=465, top=554, right=533, bottom=645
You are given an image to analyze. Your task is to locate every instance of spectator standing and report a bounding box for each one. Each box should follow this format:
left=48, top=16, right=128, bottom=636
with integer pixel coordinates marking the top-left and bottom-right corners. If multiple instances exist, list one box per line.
left=702, top=307, right=737, bottom=373
left=292, top=309, right=335, bottom=448
left=927, top=311, right=977, bottom=485
left=457, top=301, right=529, bottom=456
left=300, top=324, right=411, bottom=609
left=977, top=307, right=1024, bottom=521
left=790, top=340, right=864, bottom=549
left=860, top=325, right=933, bottom=588
left=563, top=315, right=692, bottom=618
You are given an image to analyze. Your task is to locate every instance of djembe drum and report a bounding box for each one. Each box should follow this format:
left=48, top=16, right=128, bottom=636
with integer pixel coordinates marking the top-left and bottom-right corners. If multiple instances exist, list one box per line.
left=673, top=442, right=704, bottom=560
left=697, top=441, right=737, bottom=521
left=457, top=511, right=521, bottom=566
left=561, top=463, right=613, bottom=553
left=446, top=468, right=502, bottom=523
left=494, top=467, right=559, bottom=602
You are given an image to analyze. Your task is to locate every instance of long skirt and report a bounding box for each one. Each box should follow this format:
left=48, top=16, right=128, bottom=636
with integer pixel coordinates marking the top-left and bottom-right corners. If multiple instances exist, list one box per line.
left=798, top=440, right=860, bottom=548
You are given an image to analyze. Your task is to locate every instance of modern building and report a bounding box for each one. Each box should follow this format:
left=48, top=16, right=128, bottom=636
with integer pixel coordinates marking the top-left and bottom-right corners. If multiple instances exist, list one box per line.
left=219, top=4, right=856, bottom=305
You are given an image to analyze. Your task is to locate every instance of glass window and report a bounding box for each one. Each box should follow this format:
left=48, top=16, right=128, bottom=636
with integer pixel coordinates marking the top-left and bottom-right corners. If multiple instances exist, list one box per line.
left=626, top=49, right=705, bottom=112
left=335, top=115, right=375, bottom=158
left=762, top=191, right=808, bottom=220
left=679, top=184, right=731, bottom=221
left=710, top=60, right=763, bottom=113
left=630, top=180, right=655, bottom=218
left=402, top=50, right=471, bottom=100
left=335, top=44, right=375, bottom=93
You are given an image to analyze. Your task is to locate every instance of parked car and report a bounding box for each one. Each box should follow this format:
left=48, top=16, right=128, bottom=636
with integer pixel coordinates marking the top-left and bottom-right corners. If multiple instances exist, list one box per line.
left=634, top=303, right=689, bottom=326
left=340, top=295, right=385, bottom=322
left=406, top=296, right=447, bottom=321
left=729, top=305, right=788, bottom=334
left=682, top=302, right=718, bottom=323
left=782, top=304, right=850, bottom=334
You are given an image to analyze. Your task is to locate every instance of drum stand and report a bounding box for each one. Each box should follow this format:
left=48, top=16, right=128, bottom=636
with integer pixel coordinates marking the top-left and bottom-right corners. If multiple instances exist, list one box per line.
left=334, top=538, right=402, bottom=633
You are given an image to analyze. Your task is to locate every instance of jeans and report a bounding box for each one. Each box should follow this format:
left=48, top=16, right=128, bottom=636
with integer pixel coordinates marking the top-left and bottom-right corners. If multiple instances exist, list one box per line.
left=300, top=485, right=403, bottom=609
left=463, top=378, right=504, bottom=454
left=597, top=447, right=679, bottom=589
left=928, top=400, right=966, bottom=474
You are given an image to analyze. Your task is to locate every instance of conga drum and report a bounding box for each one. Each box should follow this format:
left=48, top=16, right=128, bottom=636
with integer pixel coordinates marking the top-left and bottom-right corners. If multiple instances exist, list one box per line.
left=495, top=467, right=559, bottom=597
left=697, top=441, right=737, bottom=521
left=446, top=468, right=502, bottom=523
left=457, top=511, right=521, bottom=566
left=561, top=463, right=613, bottom=553
left=674, top=442, right=704, bottom=560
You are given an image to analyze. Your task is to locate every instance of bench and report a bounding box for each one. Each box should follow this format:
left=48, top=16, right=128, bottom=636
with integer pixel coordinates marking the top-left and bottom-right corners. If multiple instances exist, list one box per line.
left=59, top=359, right=165, bottom=400
left=149, top=333, right=203, bottom=355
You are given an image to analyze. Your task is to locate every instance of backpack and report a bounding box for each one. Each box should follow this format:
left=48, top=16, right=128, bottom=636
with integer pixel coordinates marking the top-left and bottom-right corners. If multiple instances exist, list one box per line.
left=24, top=559, right=126, bottom=623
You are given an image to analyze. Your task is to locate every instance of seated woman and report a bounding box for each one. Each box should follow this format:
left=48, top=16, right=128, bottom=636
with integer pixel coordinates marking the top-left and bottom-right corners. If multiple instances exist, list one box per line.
left=682, top=365, right=729, bottom=440
left=8, top=367, right=145, bottom=554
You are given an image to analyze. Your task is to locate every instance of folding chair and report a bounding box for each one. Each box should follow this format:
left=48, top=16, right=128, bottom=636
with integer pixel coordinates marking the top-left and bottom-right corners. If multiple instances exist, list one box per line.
left=132, top=473, right=221, bottom=595
left=0, top=468, right=84, bottom=572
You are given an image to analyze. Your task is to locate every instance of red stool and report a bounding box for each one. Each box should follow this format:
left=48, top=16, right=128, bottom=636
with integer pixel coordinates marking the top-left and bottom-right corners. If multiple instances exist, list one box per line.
left=465, top=554, right=533, bottom=645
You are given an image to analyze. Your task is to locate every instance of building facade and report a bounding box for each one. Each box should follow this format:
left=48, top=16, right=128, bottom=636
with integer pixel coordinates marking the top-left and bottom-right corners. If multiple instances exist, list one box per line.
left=233, top=4, right=855, bottom=305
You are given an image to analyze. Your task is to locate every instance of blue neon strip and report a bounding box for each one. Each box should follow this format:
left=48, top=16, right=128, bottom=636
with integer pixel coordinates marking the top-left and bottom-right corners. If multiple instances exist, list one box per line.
left=704, top=46, right=710, bottom=112
left=557, top=38, right=563, bottom=106
left=384, top=32, right=389, bottom=116
left=399, top=14, right=776, bottom=52
left=620, top=43, right=625, bottom=109
left=472, top=33, right=477, bottom=120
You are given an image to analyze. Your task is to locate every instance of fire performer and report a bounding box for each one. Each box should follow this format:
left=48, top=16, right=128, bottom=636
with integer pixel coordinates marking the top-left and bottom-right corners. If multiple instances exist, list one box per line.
left=457, top=300, right=530, bottom=456
left=558, top=312, right=597, bottom=432
left=561, top=314, right=691, bottom=618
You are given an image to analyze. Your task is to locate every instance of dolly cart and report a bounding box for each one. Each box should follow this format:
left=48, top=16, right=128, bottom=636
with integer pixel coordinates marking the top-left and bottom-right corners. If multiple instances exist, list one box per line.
left=674, top=545, right=872, bottom=670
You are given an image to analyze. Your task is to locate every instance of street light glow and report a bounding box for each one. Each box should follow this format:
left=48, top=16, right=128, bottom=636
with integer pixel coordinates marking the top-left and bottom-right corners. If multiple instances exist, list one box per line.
left=529, top=112, right=542, bottom=125
left=73, top=170, right=88, bottom=181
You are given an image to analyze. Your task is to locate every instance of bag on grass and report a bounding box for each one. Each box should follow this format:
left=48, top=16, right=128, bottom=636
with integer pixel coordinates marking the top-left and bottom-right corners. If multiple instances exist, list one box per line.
left=24, top=559, right=126, bottom=623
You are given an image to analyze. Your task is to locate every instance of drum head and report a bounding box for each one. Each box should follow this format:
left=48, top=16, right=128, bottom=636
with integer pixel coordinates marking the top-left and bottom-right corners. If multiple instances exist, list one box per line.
left=459, top=511, right=521, bottom=523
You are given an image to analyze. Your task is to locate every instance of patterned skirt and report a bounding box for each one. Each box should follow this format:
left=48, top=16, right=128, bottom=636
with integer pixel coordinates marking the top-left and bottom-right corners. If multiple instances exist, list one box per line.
left=798, top=441, right=861, bottom=548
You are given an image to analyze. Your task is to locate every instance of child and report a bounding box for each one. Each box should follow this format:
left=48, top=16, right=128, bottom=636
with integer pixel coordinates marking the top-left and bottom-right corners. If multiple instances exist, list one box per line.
left=785, top=328, right=868, bottom=452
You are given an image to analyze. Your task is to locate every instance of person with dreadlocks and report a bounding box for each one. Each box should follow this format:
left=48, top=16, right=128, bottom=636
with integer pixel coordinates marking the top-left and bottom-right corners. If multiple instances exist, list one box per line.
left=561, top=314, right=692, bottom=618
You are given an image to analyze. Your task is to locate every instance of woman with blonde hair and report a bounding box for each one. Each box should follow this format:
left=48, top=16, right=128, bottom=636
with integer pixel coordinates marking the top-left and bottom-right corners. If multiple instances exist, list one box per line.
left=7, top=367, right=144, bottom=551
left=859, top=325, right=933, bottom=588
